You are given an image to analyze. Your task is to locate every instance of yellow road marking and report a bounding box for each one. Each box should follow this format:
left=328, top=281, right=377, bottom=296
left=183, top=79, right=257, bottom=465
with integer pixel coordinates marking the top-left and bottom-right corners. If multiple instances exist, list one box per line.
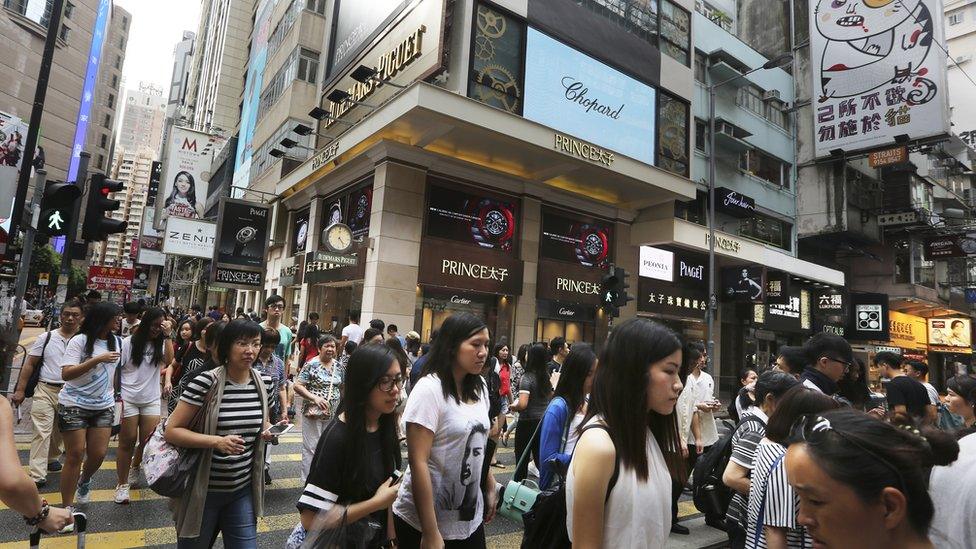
left=15, top=433, right=303, bottom=451
left=21, top=454, right=305, bottom=474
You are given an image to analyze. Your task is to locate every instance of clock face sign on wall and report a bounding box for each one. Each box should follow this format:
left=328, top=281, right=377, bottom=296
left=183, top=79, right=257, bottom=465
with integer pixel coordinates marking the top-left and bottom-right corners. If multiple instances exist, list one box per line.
left=323, top=223, right=354, bottom=254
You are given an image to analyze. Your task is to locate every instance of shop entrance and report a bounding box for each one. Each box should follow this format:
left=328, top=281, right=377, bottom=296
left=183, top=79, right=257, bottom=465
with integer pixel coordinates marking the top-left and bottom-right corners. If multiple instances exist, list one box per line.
left=310, top=282, right=364, bottom=337
left=418, top=288, right=501, bottom=342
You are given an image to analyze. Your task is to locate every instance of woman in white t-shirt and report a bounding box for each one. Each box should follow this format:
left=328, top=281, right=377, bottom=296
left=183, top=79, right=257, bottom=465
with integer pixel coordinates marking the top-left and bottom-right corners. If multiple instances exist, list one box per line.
left=57, top=302, right=123, bottom=512
left=393, top=312, right=499, bottom=548
left=114, top=307, right=174, bottom=504
left=567, top=318, right=685, bottom=549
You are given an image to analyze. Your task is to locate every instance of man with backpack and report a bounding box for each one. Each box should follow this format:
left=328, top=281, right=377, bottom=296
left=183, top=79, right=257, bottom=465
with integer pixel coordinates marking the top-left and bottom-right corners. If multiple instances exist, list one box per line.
left=10, top=300, right=85, bottom=487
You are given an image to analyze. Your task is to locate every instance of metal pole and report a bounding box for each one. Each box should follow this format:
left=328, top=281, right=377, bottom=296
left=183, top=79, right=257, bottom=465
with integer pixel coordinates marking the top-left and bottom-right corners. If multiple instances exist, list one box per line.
left=54, top=152, right=89, bottom=308
left=707, top=85, right=717, bottom=370
left=1, top=170, right=47, bottom=392
left=6, top=0, right=66, bottom=260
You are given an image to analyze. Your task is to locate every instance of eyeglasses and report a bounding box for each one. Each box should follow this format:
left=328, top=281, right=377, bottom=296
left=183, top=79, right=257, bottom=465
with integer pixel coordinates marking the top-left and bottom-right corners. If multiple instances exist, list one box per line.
left=376, top=375, right=403, bottom=393
left=61, top=311, right=81, bottom=318
left=268, top=304, right=285, bottom=310
left=822, top=356, right=853, bottom=370
left=791, top=415, right=907, bottom=494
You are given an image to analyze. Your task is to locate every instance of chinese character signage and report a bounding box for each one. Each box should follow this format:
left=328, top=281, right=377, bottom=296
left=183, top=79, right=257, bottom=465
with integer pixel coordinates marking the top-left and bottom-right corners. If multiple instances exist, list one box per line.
left=889, top=311, right=928, bottom=351
left=87, top=266, right=134, bottom=293
left=814, top=288, right=847, bottom=316
left=765, top=271, right=791, bottom=305
left=540, top=209, right=613, bottom=269
left=928, top=318, right=972, bottom=353
left=637, top=276, right=707, bottom=318
left=809, top=0, right=950, bottom=157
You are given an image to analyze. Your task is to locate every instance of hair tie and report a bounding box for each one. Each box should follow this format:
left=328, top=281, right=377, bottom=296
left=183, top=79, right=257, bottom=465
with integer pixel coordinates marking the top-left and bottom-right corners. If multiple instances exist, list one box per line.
left=900, top=424, right=929, bottom=448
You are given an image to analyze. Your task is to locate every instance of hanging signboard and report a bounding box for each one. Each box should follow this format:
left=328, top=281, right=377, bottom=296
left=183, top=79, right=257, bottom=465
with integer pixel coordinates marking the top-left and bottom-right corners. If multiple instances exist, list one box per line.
left=809, top=0, right=950, bottom=158
left=924, top=232, right=976, bottom=259
left=928, top=317, right=972, bottom=353
left=210, top=197, right=271, bottom=290
left=87, top=266, right=135, bottom=292
left=162, top=217, right=217, bottom=259
left=155, top=126, right=218, bottom=228
left=847, top=292, right=890, bottom=341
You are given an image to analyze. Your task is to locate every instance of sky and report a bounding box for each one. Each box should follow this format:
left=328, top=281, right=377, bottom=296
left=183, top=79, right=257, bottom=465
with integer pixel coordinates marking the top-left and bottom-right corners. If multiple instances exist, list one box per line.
left=115, top=0, right=201, bottom=96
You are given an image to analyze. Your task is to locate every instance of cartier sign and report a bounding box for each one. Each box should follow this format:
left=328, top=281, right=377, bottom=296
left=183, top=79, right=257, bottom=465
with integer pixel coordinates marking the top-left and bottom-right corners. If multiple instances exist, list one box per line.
left=537, top=259, right=603, bottom=306
left=419, top=240, right=523, bottom=295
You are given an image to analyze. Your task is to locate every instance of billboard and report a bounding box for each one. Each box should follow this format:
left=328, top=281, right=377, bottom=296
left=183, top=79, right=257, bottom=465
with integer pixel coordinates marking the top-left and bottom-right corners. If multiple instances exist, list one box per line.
left=928, top=318, right=972, bottom=353
left=87, top=266, right=134, bottom=292
left=425, top=182, right=518, bottom=252
left=524, top=27, right=656, bottom=165
left=162, top=217, right=216, bottom=259
left=67, top=0, right=112, bottom=182
left=924, top=232, right=976, bottom=259
left=809, top=0, right=950, bottom=157
left=539, top=209, right=612, bottom=269
left=138, top=161, right=165, bottom=266
left=211, top=197, right=270, bottom=289
left=232, top=0, right=275, bottom=193
left=0, top=111, right=29, bottom=256
left=722, top=266, right=765, bottom=303
left=156, top=127, right=216, bottom=228
left=328, top=0, right=409, bottom=78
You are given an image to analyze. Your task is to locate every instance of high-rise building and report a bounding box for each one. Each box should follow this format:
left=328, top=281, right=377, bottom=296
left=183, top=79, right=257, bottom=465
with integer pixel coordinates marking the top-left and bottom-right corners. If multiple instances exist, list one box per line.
left=117, top=83, right=167, bottom=154
left=185, top=0, right=255, bottom=134
left=94, top=146, right=153, bottom=266
left=167, top=30, right=195, bottom=121
left=946, top=0, right=976, bottom=147
left=0, top=0, right=127, bottom=180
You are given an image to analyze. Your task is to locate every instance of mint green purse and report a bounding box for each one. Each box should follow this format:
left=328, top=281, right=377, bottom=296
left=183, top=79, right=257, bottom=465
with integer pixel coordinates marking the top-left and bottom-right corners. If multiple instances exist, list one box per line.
left=498, top=421, right=544, bottom=524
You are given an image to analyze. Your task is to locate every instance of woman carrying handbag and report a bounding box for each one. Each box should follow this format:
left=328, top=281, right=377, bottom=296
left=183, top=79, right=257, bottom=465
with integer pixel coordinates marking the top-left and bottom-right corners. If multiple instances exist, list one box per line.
left=164, top=319, right=282, bottom=548
left=294, top=334, right=343, bottom=482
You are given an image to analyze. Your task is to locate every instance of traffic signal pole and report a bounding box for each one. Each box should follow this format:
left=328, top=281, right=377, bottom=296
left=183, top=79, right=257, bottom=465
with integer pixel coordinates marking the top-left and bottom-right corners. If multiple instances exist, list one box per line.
left=54, top=152, right=89, bottom=307
left=0, top=170, right=48, bottom=392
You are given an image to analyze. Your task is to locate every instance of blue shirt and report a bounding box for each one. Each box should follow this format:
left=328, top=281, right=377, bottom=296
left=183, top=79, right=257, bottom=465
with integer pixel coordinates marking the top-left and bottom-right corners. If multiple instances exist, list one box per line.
left=539, top=396, right=573, bottom=490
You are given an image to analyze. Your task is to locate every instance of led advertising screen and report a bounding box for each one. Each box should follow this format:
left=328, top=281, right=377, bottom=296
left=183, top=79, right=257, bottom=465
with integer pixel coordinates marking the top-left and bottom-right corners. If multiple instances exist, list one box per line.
left=540, top=209, right=612, bottom=269
left=426, top=182, right=518, bottom=252
left=523, top=27, right=656, bottom=165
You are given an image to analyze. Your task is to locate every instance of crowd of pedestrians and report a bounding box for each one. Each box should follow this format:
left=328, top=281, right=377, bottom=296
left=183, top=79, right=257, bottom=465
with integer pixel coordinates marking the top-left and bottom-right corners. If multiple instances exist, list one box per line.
left=4, top=297, right=976, bottom=549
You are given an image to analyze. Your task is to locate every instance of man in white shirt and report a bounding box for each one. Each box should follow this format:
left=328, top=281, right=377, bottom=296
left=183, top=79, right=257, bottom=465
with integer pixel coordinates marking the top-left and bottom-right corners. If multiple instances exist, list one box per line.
left=340, top=312, right=364, bottom=349
left=10, top=300, right=84, bottom=486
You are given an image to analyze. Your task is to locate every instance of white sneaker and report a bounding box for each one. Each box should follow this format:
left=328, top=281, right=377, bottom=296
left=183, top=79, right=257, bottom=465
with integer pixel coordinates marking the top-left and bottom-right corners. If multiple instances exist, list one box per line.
left=75, top=479, right=92, bottom=504
left=127, top=467, right=140, bottom=488
left=114, top=483, right=130, bottom=504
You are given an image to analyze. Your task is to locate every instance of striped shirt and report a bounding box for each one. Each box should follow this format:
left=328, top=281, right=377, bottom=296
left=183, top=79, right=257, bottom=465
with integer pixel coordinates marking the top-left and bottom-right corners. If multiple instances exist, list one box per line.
left=726, top=410, right=768, bottom=528
left=745, top=439, right=811, bottom=549
left=181, top=370, right=273, bottom=492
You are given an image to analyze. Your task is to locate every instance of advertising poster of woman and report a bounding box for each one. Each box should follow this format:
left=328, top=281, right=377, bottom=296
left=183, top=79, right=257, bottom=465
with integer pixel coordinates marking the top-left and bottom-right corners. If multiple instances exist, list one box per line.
left=156, top=126, right=216, bottom=226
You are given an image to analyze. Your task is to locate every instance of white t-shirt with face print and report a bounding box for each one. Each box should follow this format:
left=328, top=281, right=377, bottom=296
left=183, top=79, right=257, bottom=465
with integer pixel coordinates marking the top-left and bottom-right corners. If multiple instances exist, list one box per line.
left=393, top=374, right=490, bottom=540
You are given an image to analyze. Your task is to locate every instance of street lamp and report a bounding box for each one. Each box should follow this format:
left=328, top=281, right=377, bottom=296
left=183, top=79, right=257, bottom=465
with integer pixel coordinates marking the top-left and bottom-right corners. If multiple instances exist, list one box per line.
left=705, top=52, right=792, bottom=369
left=350, top=64, right=406, bottom=89
left=306, top=108, right=354, bottom=126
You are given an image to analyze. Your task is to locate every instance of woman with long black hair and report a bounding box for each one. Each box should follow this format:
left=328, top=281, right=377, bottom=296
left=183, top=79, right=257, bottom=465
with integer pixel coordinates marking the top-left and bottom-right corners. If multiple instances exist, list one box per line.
left=288, top=344, right=404, bottom=548
left=509, top=342, right=552, bottom=482
left=165, top=317, right=214, bottom=413
left=57, top=301, right=123, bottom=514
left=163, top=170, right=204, bottom=219
left=538, top=343, right=596, bottom=489
left=115, top=307, right=174, bottom=503
left=393, top=312, right=499, bottom=548
left=165, top=319, right=278, bottom=548
left=568, top=318, right=685, bottom=548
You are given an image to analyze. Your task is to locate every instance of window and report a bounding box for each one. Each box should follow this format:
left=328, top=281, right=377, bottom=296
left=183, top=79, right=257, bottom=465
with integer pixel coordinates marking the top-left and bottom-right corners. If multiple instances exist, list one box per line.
left=103, top=113, right=111, bottom=128
left=99, top=134, right=108, bottom=148
left=258, top=48, right=300, bottom=120
left=110, top=74, right=118, bottom=89
left=297, top=48, right=319, bottom=83
left=468, top=3, right=525, bottom=114
left=115, top=55, right=121, bottom=69
left=306, top=0, right=325, bottom=14
left=64, top=1, right=73, bottom=18
left=4, top=0, right=53, bottom=26
left=739, top=215, right=791, bottom=250
left=574, top=0, right=691, bottom=66
left=949, top=12, right=963, bottom=25
left=107, top=93, right=115, bottom=108
left=736, top=85, right=764, bottom=116
left=121, top=14, right=127, bottom=28
left=657, top=93, right=689, bottom=176
left=96, top=154, right=104, bottom=169
left=694, top=118, right=706, bottom=152
left=119, top=36, right=125, bottom=49
left=694, top=50, right=707, bottom=83
left=268, top=0, right=302, bottom=57
left=58, top=22, right=69, bottom=41
left=740, top=149, right=791, bottom=188
left=766, top=101, right=789, bottom=131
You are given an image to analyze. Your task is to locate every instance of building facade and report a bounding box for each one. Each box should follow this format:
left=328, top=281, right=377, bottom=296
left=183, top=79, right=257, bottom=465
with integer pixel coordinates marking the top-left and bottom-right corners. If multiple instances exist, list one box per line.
left=95, top=145, right=154, bottom=266
left=167, top=30, right=196, bottom=121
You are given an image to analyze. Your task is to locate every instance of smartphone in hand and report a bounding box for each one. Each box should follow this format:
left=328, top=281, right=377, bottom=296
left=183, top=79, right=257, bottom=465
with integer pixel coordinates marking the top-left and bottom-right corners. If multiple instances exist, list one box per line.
left=390, top=470, right=404, bottom=485
left=263, top=422, right=294, bottom=436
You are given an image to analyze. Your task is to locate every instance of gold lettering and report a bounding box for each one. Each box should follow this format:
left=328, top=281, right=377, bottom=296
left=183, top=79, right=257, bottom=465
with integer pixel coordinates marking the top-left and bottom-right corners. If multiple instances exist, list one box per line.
left=553, top=132, right=615, bottom=167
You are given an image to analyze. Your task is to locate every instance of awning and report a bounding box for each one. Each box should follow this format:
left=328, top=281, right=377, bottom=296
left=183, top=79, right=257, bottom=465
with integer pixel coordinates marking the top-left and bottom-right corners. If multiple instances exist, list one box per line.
left=631, top=217, right=845, bottom=287
left=276, top=82, right=697, bottom=209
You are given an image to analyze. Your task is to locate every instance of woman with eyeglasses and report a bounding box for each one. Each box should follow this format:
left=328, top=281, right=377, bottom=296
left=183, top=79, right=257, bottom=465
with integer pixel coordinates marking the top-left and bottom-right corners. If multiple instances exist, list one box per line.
left=744, top=386, right=840, bottom=549
left=287, top=344, right=404, bottom=549
left=787, top=409, right=959, bottom=549
left=165, top=319, right=280, bottom=548
left=393, top=312, right=499, bottom=549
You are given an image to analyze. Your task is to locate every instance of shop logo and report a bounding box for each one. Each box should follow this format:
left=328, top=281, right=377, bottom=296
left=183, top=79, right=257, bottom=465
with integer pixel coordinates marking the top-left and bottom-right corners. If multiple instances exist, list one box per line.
left=450, top=295, right=472, bottom=305
left=639, top=246, right=674, bottom=281
left=679, top=260, right=704, bottom=282
left=553, top=133, right=614, bottom=166
left=855, top=304, right=883, bottom=332
left=560, top=77, right=624, bottom=120
left=556, top=277, right=600, bottom=295
left=557, top=307, right=576, bottom=317
left=441, top=259, right=509, bottom=282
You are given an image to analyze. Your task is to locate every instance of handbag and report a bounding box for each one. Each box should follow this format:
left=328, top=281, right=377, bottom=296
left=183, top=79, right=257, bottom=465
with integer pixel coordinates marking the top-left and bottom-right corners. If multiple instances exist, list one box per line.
left=111, top=336, right=124, bottom=437
left=23, top=332, right=52, bottom=398
left=293, top=504, right=378, bottom=549
left=304, top=371, right=337, bottom=420
left=144, top=371, right=218, bottom=497
left=498, top=420, right=545, bottom=524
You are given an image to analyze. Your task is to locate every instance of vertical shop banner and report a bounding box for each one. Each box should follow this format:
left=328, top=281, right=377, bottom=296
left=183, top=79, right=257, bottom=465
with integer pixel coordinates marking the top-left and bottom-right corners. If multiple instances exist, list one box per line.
left=233, top=0, right=274, bottom=193
left=809, top=0, right=950, bottom=157
left=211, top=197, right=270, bottom=289
left=523, top=27, right=657, bottom=165
left=0, top=111, right=29, bottom=256
left=132, top=265, right=151, bottom=292
left=765, top=270, right=791, bottom=305
left=292, top=208, right=310, bottom=255
left=539, top=209, right=612, bottom=269
left=425, top=182, right=519, bottom=252
left=322, top=195, right=347, bottom=230
left=138, top=161, right=165, bottom=266
left=155, top=127, right=216, bottom=227
left=928, top=318, right=972, bottom=353
left=722, top=266, right=765, bottom=303
left=346, top=185, right=372, bottom=239
left=67, top=0, right=111, bottom=182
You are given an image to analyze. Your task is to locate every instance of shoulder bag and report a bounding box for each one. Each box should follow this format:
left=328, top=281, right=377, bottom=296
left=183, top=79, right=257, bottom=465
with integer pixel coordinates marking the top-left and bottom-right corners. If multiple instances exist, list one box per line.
left=144, top=371, right=219, bottom=497
left=111, top=336, right=124, bottom=437
left=23, top=332, right=53, bottom=398
left=498, top=420, right=545, bottom=524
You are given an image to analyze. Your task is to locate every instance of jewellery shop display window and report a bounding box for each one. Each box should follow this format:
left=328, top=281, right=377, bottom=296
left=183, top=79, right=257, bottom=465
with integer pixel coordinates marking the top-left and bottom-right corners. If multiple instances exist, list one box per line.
left=419, top=288, right=500, bottom=342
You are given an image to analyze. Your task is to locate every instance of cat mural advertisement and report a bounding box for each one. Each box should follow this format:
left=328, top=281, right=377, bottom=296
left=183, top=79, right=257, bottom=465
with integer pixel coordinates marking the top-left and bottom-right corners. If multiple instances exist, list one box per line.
left=811, top=0, right=950, bottom=157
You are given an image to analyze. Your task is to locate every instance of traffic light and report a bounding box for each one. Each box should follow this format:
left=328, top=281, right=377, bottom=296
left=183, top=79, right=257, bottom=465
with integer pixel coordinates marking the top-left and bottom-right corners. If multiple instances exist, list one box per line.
left=82, top=173, right=127, bottom=241
left=601, top=266, right=633, bottom=318
left=38, top=181, right=81, bottom=237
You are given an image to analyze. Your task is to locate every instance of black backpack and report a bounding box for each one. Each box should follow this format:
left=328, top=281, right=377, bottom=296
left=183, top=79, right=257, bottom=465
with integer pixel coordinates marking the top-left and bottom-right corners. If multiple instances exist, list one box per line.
left=691, top=415, right=765, bottom=519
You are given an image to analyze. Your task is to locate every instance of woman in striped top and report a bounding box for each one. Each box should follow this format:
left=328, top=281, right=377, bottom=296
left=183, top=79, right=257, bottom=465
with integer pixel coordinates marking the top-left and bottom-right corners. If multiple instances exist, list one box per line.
left=165, top=319, right=281, bottom=548
left=744, top=386, right=839, bottom=549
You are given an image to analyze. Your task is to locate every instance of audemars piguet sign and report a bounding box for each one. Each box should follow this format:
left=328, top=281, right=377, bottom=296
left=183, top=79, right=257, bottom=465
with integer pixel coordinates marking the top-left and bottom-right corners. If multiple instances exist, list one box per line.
left=419, top=240, right=523, bottom=295
left=320, top=0, right=448, bottom=131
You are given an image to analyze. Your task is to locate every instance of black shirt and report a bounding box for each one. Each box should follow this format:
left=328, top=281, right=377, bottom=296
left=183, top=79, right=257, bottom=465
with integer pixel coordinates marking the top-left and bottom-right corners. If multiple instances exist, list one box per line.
left=546, top=359, right=562, bottom=376
left=885, top=376, right=931, bottom=419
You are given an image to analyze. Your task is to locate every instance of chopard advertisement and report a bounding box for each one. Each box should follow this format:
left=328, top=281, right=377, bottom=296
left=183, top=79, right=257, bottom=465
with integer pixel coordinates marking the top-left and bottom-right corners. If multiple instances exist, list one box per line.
left=540, top=209, right=612, bottom=269
left=425, top=181, right=519, bottom=252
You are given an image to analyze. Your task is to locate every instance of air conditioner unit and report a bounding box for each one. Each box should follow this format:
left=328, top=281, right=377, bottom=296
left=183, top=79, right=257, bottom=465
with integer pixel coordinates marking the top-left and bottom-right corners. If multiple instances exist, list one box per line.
left=716, top=121, right=736, bottom=137
left=762, top=90, right=781, bottom=101
left=956, top=54, right=972, bottom=64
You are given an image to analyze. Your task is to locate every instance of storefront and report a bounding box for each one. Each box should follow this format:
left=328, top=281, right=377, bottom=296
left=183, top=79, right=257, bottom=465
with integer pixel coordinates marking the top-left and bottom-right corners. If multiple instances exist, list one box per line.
left=414, top=179, right=522, bottom=343
left=534, top=208, right=613, bottom=346
left=926, top=317, right=973, bottom=389
left=636, top=245, right=709, bottom=342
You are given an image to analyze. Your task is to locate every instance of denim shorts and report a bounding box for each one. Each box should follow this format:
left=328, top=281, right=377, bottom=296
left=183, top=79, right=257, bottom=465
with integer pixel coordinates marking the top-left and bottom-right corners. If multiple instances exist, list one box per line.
left=57, top=404, right=114, bottom=431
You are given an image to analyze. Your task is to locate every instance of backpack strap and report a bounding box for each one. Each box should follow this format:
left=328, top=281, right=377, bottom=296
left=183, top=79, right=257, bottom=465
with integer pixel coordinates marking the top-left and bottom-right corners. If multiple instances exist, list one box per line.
left=751, top=452, right=786, bottom=548
left=578, top=423, right=620, bottom=504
